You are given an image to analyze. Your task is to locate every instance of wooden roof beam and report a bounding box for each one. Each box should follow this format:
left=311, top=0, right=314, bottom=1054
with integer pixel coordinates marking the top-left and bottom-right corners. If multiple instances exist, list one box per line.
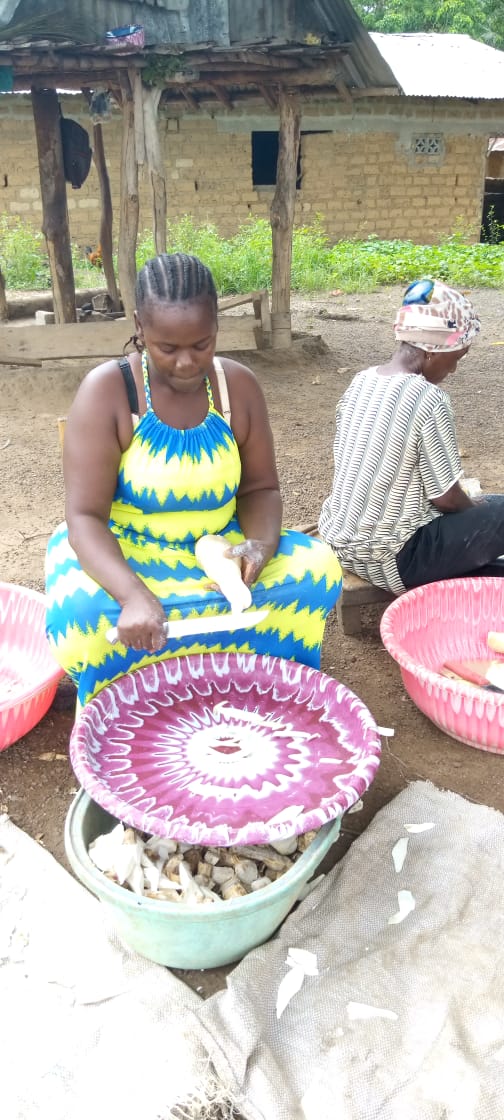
left=236, top=51, right=300, bottom=69
left=15, top=73, right=123, bottom=90
left=335, top=76, right=353, bottom=103
left=256, top=82, right=278, bottom=110
left=15, top=57, right=136, bottom=74
left=181, top=88, right=200, bottom=111
left=209, top=83, right=234, bottom=109
left=352, top=86, right=399, bottom=98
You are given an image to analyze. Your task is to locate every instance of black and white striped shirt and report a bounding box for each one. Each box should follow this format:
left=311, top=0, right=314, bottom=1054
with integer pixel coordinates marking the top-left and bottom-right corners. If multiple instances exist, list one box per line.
left=318, top=367, right=463, bottom=593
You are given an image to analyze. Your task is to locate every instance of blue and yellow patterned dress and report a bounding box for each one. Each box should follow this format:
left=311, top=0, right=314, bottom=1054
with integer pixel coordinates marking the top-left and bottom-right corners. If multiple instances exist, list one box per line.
left=45, top=355, right=342, bottom=706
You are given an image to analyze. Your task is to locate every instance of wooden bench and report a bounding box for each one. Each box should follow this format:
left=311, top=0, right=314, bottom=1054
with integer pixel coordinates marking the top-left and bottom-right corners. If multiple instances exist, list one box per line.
left=336, top=571, right=394, bottom=636
left=217, top=289, right=271, bottom=349
left=291, top=522, right=394, bottom=636
left=0, top=289, right=272, bottom=366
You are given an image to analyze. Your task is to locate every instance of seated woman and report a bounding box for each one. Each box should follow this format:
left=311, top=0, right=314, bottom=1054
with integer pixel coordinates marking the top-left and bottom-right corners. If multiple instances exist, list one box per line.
left=319, top=278, right=504, bottom=594
left=46, top=252, right=342, bottom=707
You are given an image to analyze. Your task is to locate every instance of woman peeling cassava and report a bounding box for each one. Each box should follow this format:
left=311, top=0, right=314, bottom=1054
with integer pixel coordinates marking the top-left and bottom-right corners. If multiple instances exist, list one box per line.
left=46, top=252, right=342, bottom=707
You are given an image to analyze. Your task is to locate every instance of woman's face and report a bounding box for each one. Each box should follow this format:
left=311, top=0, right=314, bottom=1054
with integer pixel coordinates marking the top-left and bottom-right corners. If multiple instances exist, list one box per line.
left=135, top=298, right=217, bottom=393
left=424, top=345, right=470, bottom=384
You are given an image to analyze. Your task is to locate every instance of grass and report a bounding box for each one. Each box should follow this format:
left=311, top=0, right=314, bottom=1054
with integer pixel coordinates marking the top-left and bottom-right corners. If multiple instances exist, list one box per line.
left=2, top=213, right=504, bottom=294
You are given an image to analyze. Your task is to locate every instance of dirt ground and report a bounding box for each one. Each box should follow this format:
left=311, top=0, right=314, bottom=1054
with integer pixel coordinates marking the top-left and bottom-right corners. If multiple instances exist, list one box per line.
left=2, top=286, right=504, bottom=995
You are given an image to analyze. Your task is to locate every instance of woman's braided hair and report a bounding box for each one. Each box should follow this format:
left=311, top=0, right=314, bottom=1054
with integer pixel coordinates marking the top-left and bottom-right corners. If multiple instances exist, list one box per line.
left=135, top=252, right=217, bottom=315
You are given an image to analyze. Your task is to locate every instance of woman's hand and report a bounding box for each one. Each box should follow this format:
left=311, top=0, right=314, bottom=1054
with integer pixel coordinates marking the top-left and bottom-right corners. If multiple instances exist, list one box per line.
left=225, top=538, right=275, bottom=586
left=116, top=590, right=167, bottom=652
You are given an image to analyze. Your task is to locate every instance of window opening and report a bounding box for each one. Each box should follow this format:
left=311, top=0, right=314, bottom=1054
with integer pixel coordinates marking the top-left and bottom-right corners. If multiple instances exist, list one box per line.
left=252, top=130, right=328, bottom=189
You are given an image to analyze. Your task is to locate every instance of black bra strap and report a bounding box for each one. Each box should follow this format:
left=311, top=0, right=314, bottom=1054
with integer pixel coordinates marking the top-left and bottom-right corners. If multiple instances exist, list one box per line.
left=118, top=356, right=139, bottom=415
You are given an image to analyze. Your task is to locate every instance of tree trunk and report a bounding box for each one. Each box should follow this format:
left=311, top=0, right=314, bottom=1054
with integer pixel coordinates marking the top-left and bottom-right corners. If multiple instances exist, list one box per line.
left=117, top=76, right=139, bottom=319
left=31, top=87, right=76, bottom=324
left=143, top=86, right=167, bottom=256
left=0, top=265, right=8, bottom=320
left=92, top=122, right=121, bottom=311
left=270, top=90, right=301, bottom=349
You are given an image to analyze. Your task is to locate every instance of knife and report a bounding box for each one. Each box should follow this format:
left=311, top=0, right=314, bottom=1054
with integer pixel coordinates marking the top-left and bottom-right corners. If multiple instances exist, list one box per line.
left=106, top=608, right=269, bottom=645
left=442, top=659, right=504, bottom=693
left=484, top=661, right=504, bottom=693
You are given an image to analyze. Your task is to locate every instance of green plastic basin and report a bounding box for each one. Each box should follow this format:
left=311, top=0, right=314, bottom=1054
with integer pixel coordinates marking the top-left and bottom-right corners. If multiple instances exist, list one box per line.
left=64, top=789, right=341, bottom=969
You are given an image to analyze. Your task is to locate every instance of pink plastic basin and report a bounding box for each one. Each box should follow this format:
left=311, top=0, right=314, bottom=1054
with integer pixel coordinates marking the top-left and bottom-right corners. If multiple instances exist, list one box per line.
left=69, top=653, right=381, bottom=846
left=0, top=581, right=64, bottom=751
left=380, top=577, right=504, bottom=753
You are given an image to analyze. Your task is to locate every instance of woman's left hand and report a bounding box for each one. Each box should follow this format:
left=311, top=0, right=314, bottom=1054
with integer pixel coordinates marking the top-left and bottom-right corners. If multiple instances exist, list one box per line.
left=225, top=538, right=274, bottom=586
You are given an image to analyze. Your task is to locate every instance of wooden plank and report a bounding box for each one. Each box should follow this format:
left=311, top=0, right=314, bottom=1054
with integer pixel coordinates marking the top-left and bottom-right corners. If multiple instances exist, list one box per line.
left=0, top=316, right=258, bottom=364
left=341, top=570, right=394, bottom=605
left=218, top=290, right=266, bottom=312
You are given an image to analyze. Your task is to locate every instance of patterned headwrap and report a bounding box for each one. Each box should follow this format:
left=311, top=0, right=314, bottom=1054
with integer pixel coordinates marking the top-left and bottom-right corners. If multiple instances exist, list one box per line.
left=394, top=279, right=480, bottom=352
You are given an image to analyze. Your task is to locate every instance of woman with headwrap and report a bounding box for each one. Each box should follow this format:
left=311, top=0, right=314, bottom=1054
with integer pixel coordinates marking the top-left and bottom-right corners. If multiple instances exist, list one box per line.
left=318, top=278, right=504, bottom=593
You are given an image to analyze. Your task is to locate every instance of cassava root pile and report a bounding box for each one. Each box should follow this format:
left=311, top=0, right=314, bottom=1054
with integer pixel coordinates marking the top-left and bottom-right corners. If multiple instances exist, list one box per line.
left=88, top=825, right=319, bottom=905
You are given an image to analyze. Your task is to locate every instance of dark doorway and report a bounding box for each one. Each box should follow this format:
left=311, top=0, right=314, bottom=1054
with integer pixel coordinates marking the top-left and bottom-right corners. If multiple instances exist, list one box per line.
left=481, top=178, right=504, bottom=242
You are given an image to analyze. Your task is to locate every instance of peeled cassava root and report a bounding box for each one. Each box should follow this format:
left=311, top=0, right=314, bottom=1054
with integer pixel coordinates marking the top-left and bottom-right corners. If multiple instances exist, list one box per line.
left=195, top=533, right=252, bottom=613
left=488, top=632, right=504, bottom=654
left=88, top=826, right=321, bottom=905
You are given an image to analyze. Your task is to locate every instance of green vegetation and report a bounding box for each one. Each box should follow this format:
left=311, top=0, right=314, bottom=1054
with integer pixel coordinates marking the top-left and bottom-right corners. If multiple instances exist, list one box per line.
left=352, top=0, right=504, bottom=49
left=0, top=214, right=100, bottom=291
left=2, top=214, right=504, bottom=295
left=139, top=216, right=504, bottom=292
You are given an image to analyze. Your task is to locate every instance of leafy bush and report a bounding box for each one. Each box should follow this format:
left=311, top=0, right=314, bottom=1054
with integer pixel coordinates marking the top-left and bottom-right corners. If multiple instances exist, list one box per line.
left=2, top=214, right=504, bottom=294
left=138, top=217, right=504, bottom=293
left=0, top=214, right=49, bottom=290
left=0, top=214, right=103, bottom=290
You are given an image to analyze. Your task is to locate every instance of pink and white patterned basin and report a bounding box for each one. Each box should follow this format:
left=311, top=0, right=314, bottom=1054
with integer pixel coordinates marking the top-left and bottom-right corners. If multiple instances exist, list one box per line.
left=70, top=653, right=381, bottom=846
left=380, top=576, right=504, bottom=753
left=0, top=581, right=64, bottom=751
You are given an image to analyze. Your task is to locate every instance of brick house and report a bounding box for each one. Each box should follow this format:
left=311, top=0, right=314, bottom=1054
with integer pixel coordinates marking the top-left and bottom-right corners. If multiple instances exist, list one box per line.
left=1, top=29, right=504, bottom=251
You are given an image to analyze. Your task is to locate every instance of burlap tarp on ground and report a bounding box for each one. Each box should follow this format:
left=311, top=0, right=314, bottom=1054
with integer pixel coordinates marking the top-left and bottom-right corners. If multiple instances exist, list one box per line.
left=2, top=780, right=504, bottom=1119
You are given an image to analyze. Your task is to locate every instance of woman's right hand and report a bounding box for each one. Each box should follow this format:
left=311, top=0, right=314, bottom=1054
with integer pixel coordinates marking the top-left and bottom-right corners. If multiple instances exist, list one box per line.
left=116, top=590, right=167, bottom=653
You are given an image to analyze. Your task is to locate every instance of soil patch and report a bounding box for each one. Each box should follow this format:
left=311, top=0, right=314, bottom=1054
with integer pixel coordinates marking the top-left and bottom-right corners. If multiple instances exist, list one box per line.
left=2, top=287, right=504, bottom=993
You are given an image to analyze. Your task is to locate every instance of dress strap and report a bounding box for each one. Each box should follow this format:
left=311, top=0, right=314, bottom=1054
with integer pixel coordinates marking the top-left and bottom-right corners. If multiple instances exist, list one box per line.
left=118, top=356, right=139, bottom=416
left=213, top=357, right=231, bottom=426
left=141, top=350, right=152, bottom=410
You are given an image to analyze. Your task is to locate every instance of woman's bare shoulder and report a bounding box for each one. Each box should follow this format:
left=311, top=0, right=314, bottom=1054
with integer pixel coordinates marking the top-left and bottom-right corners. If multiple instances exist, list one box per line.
left=78, top=357, right=125, bottom=389
left=71, top=356, right=138, bottom=407
left=217, top=356, right=260, bottom=388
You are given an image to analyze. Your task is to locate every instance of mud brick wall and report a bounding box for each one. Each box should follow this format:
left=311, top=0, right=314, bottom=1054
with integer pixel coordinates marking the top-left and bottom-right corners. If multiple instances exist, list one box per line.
left=0, top=93, right=499, bottom=249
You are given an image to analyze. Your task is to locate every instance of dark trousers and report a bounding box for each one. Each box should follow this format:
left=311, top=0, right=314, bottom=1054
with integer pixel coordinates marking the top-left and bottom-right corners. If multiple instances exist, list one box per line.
left=396, top=496, right=504, bottom=589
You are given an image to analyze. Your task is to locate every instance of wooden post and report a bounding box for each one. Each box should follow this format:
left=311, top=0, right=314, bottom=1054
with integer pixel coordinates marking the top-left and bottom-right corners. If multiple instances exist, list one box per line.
left=143, top=86, right=167, bottom=256
left=92, top=121, right=121, bottom=311
left=0, top=266, right=7, bottom=320
left=270, top=89, right=300, bottom=349
left=117, top=74, right=139, bottom=319
left=31, top=87, right=76, bottom=324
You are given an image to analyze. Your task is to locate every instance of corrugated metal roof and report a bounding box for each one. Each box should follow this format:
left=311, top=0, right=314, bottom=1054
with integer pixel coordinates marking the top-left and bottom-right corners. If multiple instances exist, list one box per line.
left=228, top=0, right=397, bottom=88
left=371, top=32, right=504, bottom=100
left=0, top=0, right=230, bottom=46
left=0, top=1, right=395, bottom=93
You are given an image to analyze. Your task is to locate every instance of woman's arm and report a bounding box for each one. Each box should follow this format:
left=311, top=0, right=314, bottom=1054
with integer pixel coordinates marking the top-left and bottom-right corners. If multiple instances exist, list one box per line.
left=63, top=364, right=167, bottom=650
left=431, top=482, right=476, bottom=513
left=221, top=359, right=283, bottom=584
